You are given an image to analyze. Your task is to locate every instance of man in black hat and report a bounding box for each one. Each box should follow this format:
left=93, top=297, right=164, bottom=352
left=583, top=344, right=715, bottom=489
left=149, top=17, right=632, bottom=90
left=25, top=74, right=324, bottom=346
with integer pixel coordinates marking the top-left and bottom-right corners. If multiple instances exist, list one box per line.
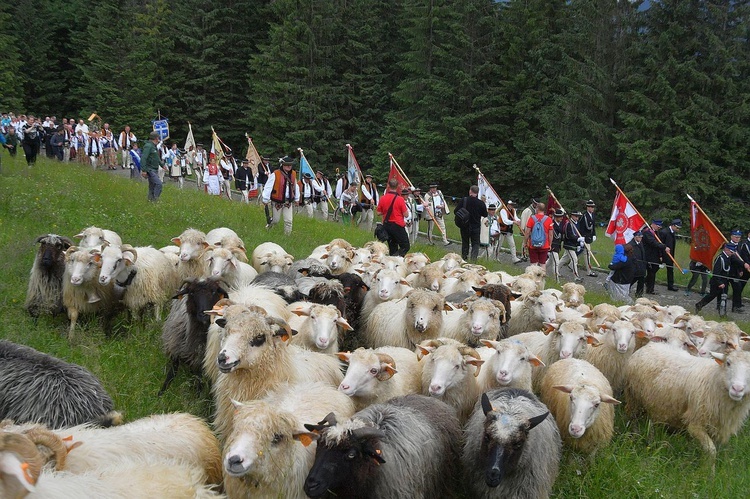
left=300, top=172, right=316, bottom=217
left=406, top=187, right=422, bottom=244
left=729, top=229, right=750, bottom=312
left=696, top=242, right=737, bottom=316
left=235, top=159, right=254, bottom=203
left=262, top=155, right=300, bottom=234
left=560, top=211, right=584, bottom=282
left=458, top=185, right=488, bottom=262
left=628, top=230, right=647, bottom=297
left=359, top=173, right=380, bottom=231
left=193, top=143, right=207, bottom=188
left=579, top=200, right=598, bottom=276
left=546, top=209, right=566, bottom=283
left=658, top=218, right=682, bottom=291
left=313, top=170, right=333, bottom=220
left=497, top=200, right=522, bottom=263
left=643, top=219, right=669, bottom=294
left=423, top=184, right=450, bottom=245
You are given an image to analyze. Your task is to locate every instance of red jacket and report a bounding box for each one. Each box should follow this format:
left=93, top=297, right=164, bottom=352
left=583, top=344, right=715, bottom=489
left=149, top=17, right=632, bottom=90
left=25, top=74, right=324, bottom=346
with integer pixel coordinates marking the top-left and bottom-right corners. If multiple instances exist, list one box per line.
left=377, top=191, right=408, bottom=227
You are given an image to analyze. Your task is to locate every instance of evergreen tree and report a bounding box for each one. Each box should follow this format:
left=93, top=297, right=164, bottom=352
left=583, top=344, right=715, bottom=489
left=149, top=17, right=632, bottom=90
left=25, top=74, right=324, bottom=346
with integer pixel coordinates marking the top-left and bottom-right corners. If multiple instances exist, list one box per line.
left=0, top=6, right=23, bottom=111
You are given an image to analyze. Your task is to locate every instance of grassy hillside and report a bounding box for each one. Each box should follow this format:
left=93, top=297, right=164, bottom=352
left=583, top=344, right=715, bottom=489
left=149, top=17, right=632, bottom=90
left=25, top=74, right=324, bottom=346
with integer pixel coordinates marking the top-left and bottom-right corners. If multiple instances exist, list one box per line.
left=1, top=155, right=748, bottom=498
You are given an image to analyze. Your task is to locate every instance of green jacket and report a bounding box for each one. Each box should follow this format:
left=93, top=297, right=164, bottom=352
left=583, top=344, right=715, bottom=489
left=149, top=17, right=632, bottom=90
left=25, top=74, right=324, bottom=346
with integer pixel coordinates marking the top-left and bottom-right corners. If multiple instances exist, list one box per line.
left=141, top=140, right=162, bottom=173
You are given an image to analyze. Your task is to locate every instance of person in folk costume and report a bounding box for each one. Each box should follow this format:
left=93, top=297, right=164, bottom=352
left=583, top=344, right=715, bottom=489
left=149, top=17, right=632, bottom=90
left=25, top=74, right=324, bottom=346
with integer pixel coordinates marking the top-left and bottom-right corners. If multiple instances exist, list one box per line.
left=157, top=140, right=170, bottom=182
left=119, top=125, right=136, bottom=169
left=313, top=170, right=333, bottom=220
left=406, top=187, right=422, bottom=244
left=579, top=199, right=598, bottom=277
left=339, top=182, right=359, bottom=226
left=177, top=148, right=192, bottom=189
left=262, top=155, right=300, bottom=235
left=299, top=172, right=316, bottom=217
left=485, top=204, right=501, bottom=257
left=167, top=142, right=181, bottom=182
left=128, top=141, right=142, bottom=179
left=423, top=184, right=450, bottom=246
left=219, top=152, right=236, bottom=200
left=193, top=143, right=207, bottom=188
left=87, top=132, right=103, bottom=170
left=74, top=129, right=88, bottom=165
left=358, top=173, right=380, bottom=232
left=546, top=209, right=566, bottom=283
left=255, top=157, right=271, bottom=205
left=335, top=172, right=350, bottom=200
left=234, top=159, right=254, bottom=203
left=559, top=211, right=585, bottom=282
left=100, top=123, right=118, bottom=169
left=59, top=124, right=72, bottom=162
left=203, top=156, right=222, bottom=196
left=497, top=200, right=523, bottom=263
left=402, top=188, right=415, bottom=238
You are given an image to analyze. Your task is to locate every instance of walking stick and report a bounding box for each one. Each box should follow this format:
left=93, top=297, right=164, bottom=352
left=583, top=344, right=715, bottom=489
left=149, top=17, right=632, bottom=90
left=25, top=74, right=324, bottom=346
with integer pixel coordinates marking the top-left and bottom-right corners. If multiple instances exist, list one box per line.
left=389, top=153, right=448, bottom=239
left=545, top=186, right=601, bottom=268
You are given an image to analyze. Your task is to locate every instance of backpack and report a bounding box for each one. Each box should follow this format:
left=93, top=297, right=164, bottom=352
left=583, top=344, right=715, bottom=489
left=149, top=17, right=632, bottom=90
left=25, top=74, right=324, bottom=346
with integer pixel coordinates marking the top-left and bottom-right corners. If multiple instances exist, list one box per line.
left=454, top=198, right=470, bottom=229
left=530, top=215, right=548, bottom=248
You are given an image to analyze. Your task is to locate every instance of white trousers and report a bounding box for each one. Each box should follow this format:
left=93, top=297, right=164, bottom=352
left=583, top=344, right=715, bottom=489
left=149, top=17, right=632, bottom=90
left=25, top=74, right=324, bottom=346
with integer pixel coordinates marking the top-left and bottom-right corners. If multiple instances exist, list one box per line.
left=358, top=208, right=374, bottom=231
left=497, top=232, right=520, bottom=261
left=559, top=248, right=580, bottom=278
left=427, top=216, right=448, bottom=243
left=271, top=204, right=294, bottom=235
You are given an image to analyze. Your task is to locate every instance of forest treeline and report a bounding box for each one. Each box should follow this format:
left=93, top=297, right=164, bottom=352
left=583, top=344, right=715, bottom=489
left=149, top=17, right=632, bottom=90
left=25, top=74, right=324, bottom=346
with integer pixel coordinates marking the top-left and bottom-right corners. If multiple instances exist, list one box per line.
left=1, top=0, right=748, bottom=228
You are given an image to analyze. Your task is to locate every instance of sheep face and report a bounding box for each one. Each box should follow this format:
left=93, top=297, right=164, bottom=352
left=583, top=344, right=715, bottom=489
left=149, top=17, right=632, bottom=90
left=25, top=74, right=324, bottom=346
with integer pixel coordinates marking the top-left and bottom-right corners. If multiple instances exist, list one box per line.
left=351, top=248, right=373, bottom=266
left=374, top=269, right=405, bottom=300
left=36, top=234, right=73, bottom=270
left=484, top=340, right=542, bottom=386
left=175, top=279, right=229, bottom=328
left=440, top=253, right=463, bottom=272
left=553, top=384, right=619, bottom=439
left=404, top=253, right=429, bottom=274
left=605, top=320, right=636, bottom=354
left=206, top=248, right=237, bottom=279
left=713, top=350, right=750, bottom=402
left=418, top=264, right=445, bottom=292
left=643, top=327, right=698, bottom=354
left=406, top=290, right=446, bottom=336
left=97, top=246, right=137, bottom=285
left=547, top=322, right=597, bottom=360
left=697, top=324, right=742, bottom=358
left=172, top=229, right=208, bottom=261
left=421, top=344, right=482, bottom=397
left=224, top=401, right=300, bottom=480
left=528, top=292, right=562, bottom=325
left=66, top=249, right=101, bottom=286
left=338, top=350, right=396, bottom=397
left=296, top=304, right=350, bottom=350
left=561, top=283, right=585, bottom=307
left=217, top=312, right=288, bottom=373
left=260, top=253, right=294, bottom=274
left=467, top=300, right=505, bottom=336
left=480, top=394, right=549, bottom=488
left=304, top=421, right=385, bottom=498
left=322, top=248, right=352, bottom=274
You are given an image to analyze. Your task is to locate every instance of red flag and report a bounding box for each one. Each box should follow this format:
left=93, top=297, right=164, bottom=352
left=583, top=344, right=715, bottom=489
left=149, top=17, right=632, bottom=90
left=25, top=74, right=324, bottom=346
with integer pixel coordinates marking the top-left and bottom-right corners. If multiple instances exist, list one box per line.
left=546, top=193, right=560, bottom=217
left=689, top=201, right=725, bottom=268
left=605, top=192, right=646, bottom=245
left=387, top=163, right=409, bottom=194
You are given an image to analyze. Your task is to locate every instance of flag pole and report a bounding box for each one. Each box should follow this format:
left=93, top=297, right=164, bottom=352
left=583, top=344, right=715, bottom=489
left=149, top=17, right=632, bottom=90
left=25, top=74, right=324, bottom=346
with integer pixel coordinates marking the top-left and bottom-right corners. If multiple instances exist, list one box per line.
left=546, top=185, right=601, bottom=267
left=610, top=178, right=685, bottom=274
left=686, top=194, right=728, bottom=244
left=390, top=152, right=447, bottom=238
left=473, top=164, right=511, bottom=215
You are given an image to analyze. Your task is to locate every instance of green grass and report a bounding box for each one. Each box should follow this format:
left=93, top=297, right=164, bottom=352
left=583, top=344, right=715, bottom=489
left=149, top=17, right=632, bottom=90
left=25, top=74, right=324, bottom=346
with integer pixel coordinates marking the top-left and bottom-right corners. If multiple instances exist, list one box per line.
left=1, top=155, right=749, bottom=498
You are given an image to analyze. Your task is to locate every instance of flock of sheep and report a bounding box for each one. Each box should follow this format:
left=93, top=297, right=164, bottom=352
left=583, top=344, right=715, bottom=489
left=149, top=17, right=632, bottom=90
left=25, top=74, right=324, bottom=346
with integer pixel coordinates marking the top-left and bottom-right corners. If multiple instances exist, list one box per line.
left=3, top=225, right=750, bottom=498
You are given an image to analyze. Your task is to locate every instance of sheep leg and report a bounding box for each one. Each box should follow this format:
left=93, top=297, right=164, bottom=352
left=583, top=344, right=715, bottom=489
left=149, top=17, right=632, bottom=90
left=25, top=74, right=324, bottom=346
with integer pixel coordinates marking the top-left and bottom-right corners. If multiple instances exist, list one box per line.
left=102, top=311, right=117, bottom=337
left=67, top=307, right=79, bottom=340
left=158, top=358, right=180, bottom=396
left=686, top=422, right=716, bottom=461
left=154, top=303, right=162, bottom=322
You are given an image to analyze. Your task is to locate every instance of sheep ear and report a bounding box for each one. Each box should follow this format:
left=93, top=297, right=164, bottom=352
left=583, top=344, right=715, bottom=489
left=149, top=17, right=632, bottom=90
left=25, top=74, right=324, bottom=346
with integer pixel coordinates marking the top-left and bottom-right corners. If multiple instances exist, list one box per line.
left=292, top=307, right=310, bottom=317
left=202, top=242, right=210, bottom=249
left=215, top=318, right=227, bottom=328
left=542, top=322, right=558, bottom=335
left=91, top=253, right=102, bottom=263
left=528, top=354, right=545, bottom=367
left=582, top=311, right=594, bottom=318
left=377, top=363, right=397, bottom=381
left=337, top=352, right=351, bottom=363
left=585, top=333, right=601, bottom=347
left=293, top=432, right=319, bottom=447
left=480, top=339, right=500, bottom=349
left=710, top=352, right=726, bottom=365
left=527, top=411, right=549, bottom=431
left=635, top=330, right=650, bottom=339
left=416, top=345, right=433, bottom=360
left=691, top=330, right=704, bottom=338
left=552, top=384, right=575, bottom=394
left=75, top=232, right=85, bottom=239
left=336, top=317, right=353, bottom=331
left=465, top=358, right=484, bottom=377
left=171, top=237, right=181, bottom=245
left=481, top=393, right=494, bottom=416
left=0, top=456, right=36, bottom=492
left=473, top=286, right=484, bottom=297
left=601, top=394, right=621, bottom=405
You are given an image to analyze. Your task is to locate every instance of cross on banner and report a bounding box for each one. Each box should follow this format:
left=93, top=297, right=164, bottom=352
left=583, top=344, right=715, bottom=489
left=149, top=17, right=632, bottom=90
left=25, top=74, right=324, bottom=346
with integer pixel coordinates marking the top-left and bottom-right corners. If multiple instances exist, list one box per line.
left=152, top=119, right=169, bottom=140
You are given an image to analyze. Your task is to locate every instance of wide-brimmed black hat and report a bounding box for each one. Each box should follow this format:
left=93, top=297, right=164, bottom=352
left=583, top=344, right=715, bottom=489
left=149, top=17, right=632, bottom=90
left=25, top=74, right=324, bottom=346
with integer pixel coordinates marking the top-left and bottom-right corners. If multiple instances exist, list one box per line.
left=554, top=209, right=565, bottom=217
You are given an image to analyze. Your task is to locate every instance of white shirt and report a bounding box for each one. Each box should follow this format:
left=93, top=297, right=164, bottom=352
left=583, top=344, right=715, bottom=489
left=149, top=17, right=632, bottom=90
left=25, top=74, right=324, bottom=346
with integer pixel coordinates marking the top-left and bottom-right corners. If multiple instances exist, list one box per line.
left=75, top=123, right=89, bottom=135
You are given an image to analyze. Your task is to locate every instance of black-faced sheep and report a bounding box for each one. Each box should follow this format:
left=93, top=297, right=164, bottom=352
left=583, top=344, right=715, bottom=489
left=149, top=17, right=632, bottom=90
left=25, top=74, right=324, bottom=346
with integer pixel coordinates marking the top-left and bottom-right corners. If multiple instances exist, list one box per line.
left=462, top=389, right=561, bottom=499
left=24, top=234, right=74, bottom=317
left=0, top=340, right=119, bottom=429
left=303, top=394, right=461, bottom=499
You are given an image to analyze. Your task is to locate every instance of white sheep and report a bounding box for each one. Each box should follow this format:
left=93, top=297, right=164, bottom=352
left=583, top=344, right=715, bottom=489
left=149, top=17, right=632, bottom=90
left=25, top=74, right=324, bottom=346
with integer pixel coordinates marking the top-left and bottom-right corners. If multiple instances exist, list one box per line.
left=205, top=227, right=248, bottom=263
left=582, top=303, right=621, bottom=332
left=506, top=290, right=563, bottom=337
left=75, top=226, right=122, bottom=249
left=376, top=255, right=408, bottom=277
left=517, top=264, right=546, bottom=291
left=363, top=240, right=389, bottom=261
left=560, top=282, right=586, bottom=308
left=289, top=303, right=352, bottom=353
left=224, top=381, right=355, bottom=499
left=417, top=339, right=484, bottom=422
left=205, top=226, right=239, bottom=246
left=309, top=238, right=355, bottom=260
left=693, top=321, right=744, bottom=358
left=212, top=307, right=344, bottom=440
left=540, top=358, right=620, bottom=454
left=251, top=241, right=294, bottom=274
left=437, top=252, right=464, bottom=273
left=625, top=344, right=750, bottom=459
left=515, top=321, right=600, bottom=392
left=96, top=244, right=180, bottom=321
left=360, top=268, right=410, bottom=320
left=319, top=246, right=354, bottom=275
left=441, top=298, right=506, bottom=346
left=584, top=319, right=637, bottom=395
left=635, top=326, right=699, bottom=354
left=62, top=247, right=116, bottom=339
left=404, top=252, right=430, bottom=274
left=337, top=346, right=422, bottom=410
left=171, top=228, right=209, bottom=281
left=408, top=262, right=445, bottom=292
left=158, top=245, right=181, bottom=267
left=477, top=339, right=545, bottom=393
left=362, top=289, right=450, bottom=349
left=440, top=269, right=487, bottom=297
left=205, top=246, right=258, bottom=289
left=350, top=247, right=373, bottom=266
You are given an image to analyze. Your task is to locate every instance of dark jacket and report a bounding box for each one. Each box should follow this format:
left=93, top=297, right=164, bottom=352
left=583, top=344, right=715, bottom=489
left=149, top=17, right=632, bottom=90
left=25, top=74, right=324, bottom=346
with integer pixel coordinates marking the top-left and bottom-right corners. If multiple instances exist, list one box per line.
left=460, top=196, right=488, bottom=229
left=642, top=227, right=666, bottom=264
left=609, top=258, right=635, bottom=284
left=562, top=219, right=580, bottom=250
left=234, top=166, right=253, bottom=190
left=658, top=227, right=678, bottom=254
left=140, top=140, right=162, bottom=174
left=579, top=211, right=596, bottom=242
left=711, top=251, right=732, bottom=287
left=551, top=219, right=564, bottom=252
left=630, top=240, right=647, bottom=278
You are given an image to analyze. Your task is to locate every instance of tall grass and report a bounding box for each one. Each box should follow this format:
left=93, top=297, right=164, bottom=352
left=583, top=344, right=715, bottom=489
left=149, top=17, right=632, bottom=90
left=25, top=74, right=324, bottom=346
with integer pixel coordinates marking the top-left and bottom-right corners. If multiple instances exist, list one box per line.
left=1, top=156, right=748, bottom=497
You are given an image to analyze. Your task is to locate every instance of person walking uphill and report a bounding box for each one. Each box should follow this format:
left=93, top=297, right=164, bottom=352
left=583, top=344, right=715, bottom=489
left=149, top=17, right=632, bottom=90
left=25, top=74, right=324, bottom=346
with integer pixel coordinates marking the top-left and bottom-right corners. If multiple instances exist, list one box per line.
left=458, top=185, right=488, bottom=262
left=141, top=131, right=166, bottom=202
left=377, top=178, right=410, bottom=257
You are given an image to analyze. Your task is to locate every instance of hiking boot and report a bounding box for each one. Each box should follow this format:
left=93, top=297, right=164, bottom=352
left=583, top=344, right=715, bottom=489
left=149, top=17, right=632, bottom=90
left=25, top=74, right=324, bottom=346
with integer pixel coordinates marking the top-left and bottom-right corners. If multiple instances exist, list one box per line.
left=695, top=303, right=703, bottom=314
left=588, top=272, right=598, bottom=277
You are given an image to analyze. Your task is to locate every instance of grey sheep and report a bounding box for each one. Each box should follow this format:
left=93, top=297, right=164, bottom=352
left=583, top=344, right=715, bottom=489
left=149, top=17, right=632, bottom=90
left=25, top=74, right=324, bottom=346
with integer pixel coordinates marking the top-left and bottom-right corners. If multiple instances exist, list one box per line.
left=0, top=340, right=120, bottom=429
left=24, top=234, right=74, bottom=317
left=462, top=388, right=561, bottom=499
left=303, top=394, right=462, bottom=499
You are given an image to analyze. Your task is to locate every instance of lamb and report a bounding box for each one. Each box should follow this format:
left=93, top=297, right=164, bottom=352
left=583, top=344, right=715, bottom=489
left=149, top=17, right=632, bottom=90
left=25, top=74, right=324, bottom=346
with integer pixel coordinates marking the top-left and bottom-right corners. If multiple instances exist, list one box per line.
left=462, top=389, right=561, bottom=499
left=477, top=339, right=544, bottom=392
left=362, top=289, right=450, bottom=349
left=0, top=340, right=119, bottom=429
left=560, top=282, right=586, bottom=308
left=303, top=394, right=462, bottom=499
left=224, top=382, right=355, bottom=499
left=625, top=344, right=750, bottom=458
left=74, top=226, right=122, bottom=249
left=252, top=241, right=294, bottom=274
left=159, top=278, right=229, bottom=395
left=506, top=290, right=563, bottom=337
left=403, top=252, right=430, bottom=273
left=0, top=431, right=222, bottom=498
left=409, top=262, right=445, bottom=291
left=289, top=303, right=353, bottom=353
left=337, top=347, right=422, bottom=410
left=62, top=247, right=117, bottom=338
left=585, top=319, right=637, bottom=395
left=540, top=358, right=620, bottom=454
left=360, top=268, right=410, bottom=320
left=212, top=307, right=344, bottom=440
left=441, top=298, right=507, bottom=346
left=417, top=339, right=484, bottom=422
left=171, top=228, right=209, bottom=281
left=204, top=246, right=258, bottom=289
left=96, top=244, right=180, bottom=322
left=515, top=321, right=600, bottom=391
left=24, top=234, right=74, bottom=317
